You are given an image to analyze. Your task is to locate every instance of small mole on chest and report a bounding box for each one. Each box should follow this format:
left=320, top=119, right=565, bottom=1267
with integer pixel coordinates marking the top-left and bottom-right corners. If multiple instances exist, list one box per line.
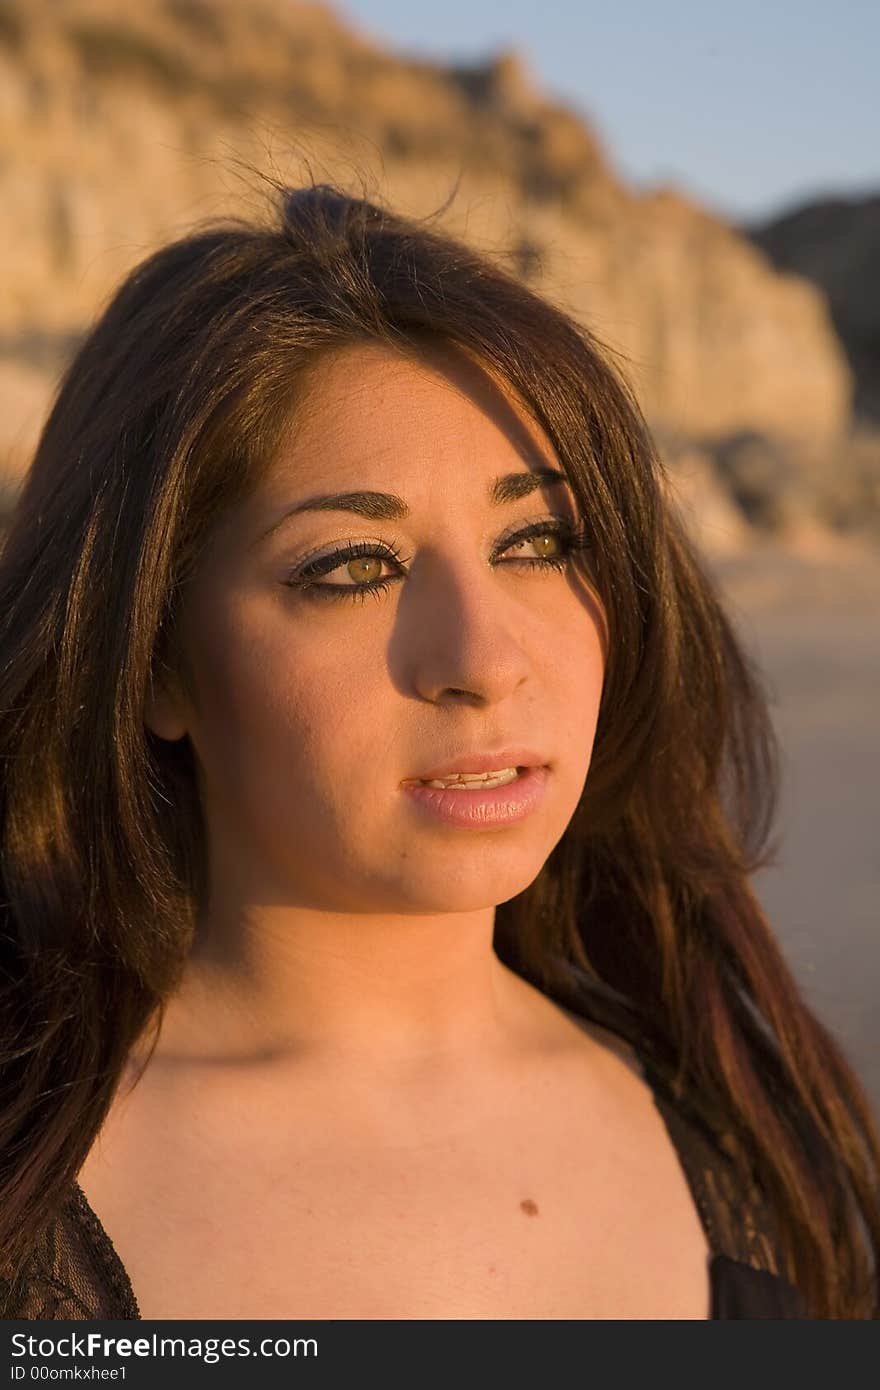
left=519, top=1198, right=539, bottom=1217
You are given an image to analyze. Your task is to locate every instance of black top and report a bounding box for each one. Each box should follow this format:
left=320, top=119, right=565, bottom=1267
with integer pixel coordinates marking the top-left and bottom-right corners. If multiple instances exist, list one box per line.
left=1, top=966, right=809, bottom=1320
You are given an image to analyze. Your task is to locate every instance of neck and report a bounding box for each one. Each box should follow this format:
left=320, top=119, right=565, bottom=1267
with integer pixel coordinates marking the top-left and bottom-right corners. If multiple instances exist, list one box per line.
left=147, top=900, right=541, bottom=1079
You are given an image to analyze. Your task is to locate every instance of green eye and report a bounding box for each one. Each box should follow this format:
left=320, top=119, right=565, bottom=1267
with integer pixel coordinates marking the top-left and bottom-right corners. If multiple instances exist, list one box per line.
left=286, top=520, right=590, bottom=604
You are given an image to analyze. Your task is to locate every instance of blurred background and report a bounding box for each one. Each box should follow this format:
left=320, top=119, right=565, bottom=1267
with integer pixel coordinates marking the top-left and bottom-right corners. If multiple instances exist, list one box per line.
left=0, top=0, right=876, bottom=1112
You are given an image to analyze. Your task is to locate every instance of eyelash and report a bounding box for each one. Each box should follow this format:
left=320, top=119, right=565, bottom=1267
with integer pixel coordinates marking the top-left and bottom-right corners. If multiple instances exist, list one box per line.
left=283, top=518, right=591, bottom=605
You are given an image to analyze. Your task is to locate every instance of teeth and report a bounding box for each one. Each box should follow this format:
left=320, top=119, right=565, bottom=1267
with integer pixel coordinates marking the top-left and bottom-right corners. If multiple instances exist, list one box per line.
left=420, top=767, right=519, bottom=789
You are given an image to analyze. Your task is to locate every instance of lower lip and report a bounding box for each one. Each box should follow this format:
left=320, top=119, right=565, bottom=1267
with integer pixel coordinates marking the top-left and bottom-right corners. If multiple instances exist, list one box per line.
left=399, top=766, right=549, bottom=829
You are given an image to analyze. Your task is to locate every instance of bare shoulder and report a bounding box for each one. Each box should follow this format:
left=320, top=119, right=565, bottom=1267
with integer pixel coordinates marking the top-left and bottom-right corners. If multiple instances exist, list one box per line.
left=500, top=964, right=653, bottom=1094
left=556, top=1005, right=648, bottom=1081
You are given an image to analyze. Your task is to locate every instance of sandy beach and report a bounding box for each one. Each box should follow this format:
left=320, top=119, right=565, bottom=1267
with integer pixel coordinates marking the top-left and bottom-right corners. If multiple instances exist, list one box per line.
left=713, top=540, right=880, bottom=1120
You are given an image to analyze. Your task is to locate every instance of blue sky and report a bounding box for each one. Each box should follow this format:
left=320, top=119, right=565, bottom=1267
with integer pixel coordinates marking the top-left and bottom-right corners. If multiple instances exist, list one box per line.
left=335, top=0, right=878, bottom=223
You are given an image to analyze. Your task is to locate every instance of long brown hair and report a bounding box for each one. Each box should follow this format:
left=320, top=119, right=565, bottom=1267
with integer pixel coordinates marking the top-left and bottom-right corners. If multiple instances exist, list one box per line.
left=1, top=179, right=877, bottom=1317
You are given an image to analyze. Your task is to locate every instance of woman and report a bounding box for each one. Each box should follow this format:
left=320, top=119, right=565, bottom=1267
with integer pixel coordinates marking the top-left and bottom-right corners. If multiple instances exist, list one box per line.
left=0, top=182, right=877, bottom=1321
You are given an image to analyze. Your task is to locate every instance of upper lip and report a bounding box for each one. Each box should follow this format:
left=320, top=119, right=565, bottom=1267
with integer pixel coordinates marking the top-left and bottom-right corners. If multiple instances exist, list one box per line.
left=401, top=749, right=549, bottom=783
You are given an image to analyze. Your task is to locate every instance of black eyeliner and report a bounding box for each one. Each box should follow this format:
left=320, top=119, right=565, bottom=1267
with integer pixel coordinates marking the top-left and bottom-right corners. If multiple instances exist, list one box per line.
left=284, top=516, right=590, bottom=602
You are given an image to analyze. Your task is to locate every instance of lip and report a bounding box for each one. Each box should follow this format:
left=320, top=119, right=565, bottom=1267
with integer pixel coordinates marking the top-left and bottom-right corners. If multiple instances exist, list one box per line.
left=399, top=764, right=549, bottom=829
left=400, top=748, right=548, bottom=783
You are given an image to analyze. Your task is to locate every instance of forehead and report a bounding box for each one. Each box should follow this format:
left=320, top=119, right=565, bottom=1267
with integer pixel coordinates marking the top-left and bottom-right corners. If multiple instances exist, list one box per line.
left=266, top=338, right=562, bottom=497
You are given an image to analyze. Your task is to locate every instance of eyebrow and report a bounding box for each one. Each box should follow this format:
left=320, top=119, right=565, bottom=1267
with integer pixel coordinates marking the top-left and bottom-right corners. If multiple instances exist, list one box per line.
left=257, top=468, right=575, bottom=544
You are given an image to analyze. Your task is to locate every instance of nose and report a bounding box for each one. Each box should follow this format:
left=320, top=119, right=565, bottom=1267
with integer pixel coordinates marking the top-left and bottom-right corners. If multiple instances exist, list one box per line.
left=398, top=553, right=533, bottom=707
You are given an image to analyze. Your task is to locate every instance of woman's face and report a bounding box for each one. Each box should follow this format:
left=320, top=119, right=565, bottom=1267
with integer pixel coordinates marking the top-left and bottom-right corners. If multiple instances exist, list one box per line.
left=149, top=340, right=606, bottom=919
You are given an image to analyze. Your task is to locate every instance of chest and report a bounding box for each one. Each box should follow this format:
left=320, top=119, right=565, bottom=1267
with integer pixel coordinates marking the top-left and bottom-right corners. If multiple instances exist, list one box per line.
left=77, top=1074, right=712, bottom=1320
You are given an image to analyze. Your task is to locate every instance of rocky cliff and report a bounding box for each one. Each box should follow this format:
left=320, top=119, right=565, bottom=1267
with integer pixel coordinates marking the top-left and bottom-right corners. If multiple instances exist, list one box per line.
left=0, top=0, right=858, bottom=537
left=747, top=194, right=880, bottom=425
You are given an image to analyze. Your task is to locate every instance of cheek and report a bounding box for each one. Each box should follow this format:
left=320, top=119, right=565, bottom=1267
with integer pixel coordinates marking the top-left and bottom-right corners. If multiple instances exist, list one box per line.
left=570, top=611, right=604, bottom=687
left=551, top=610, right=605, bottom=777
left=183, top=602, right=386, bottom=810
